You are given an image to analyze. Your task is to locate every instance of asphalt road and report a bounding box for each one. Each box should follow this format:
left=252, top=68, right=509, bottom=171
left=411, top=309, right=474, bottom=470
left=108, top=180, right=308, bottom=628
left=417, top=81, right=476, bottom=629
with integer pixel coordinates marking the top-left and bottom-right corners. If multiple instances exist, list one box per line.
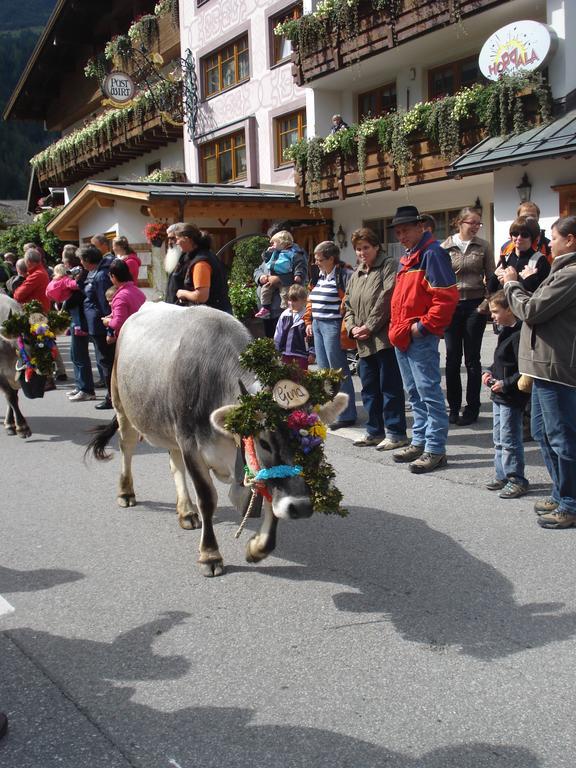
left=1, top=333, right=574, bottom=768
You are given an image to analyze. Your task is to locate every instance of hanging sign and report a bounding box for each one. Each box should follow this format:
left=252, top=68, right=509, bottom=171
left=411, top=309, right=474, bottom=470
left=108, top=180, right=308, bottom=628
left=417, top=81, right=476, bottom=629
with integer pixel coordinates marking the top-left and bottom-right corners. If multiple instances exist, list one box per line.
left=272, top=380, right=310, bottom=409
left=479, top=21, right=557, bottom=81
left=102, top=72, right=136, bottom=106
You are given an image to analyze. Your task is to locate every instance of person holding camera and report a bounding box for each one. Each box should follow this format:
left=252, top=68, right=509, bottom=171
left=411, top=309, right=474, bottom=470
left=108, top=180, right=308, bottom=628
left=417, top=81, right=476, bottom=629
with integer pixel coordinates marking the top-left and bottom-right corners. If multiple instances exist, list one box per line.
left=482, top=290, right=530, bottom=499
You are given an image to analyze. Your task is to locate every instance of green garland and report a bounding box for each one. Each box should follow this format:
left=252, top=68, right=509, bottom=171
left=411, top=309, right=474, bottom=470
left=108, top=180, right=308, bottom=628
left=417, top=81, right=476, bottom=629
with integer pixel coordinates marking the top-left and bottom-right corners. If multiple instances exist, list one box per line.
left=1, top=301, right=70, bottom=376
left=224, top=338, right=347, bottom=516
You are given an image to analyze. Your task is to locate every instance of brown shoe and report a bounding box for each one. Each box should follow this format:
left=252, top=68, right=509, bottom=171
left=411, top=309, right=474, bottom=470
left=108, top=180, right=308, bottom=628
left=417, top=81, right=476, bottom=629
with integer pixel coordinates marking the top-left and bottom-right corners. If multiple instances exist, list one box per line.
left=533, top=497, right=559, bottom=515
left=409, top=451, right=447, bottom=474
left=392, top=444, right=424, bottom=463
left=537, top=510, right=576, bottom=529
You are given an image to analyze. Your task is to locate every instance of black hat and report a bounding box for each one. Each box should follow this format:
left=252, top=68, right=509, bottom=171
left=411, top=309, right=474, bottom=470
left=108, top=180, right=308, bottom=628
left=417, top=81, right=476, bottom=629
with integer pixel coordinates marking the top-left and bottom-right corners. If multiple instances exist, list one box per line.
left=388, top=205, right=422, bottom=227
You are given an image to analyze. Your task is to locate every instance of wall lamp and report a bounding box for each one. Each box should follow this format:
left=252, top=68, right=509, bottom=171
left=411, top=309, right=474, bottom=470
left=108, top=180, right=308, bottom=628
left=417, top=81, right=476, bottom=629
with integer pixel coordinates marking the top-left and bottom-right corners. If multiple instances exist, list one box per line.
left=516, top=173, right=532, bottom=203
left=335, top=224, right=347, bottom=249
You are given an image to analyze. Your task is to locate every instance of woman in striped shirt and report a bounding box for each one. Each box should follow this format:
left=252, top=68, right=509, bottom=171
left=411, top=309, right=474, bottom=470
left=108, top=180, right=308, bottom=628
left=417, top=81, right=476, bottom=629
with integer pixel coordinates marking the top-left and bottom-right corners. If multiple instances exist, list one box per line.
left=304, top=241, right=357, bottom=429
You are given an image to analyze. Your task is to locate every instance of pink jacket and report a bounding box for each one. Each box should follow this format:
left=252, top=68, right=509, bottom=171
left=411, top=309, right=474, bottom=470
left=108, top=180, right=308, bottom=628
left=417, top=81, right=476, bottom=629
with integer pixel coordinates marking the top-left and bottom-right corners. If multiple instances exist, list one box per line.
left=46, top=276, right=79, bottom=303
left=108, top=281, right=146, bottom=333
left=124, top=253, right=142, bottom=282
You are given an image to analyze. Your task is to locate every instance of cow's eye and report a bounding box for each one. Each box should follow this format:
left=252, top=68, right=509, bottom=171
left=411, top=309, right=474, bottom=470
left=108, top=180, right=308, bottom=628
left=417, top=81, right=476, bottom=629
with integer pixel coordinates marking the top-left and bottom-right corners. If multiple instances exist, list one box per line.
left=259, top=438, right=272, bottom=453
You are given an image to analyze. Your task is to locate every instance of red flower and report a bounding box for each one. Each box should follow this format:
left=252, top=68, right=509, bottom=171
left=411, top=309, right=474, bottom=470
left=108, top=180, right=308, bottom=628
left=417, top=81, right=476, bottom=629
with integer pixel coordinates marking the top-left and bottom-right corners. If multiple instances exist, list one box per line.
left=144, top=221, right=168, bottom=244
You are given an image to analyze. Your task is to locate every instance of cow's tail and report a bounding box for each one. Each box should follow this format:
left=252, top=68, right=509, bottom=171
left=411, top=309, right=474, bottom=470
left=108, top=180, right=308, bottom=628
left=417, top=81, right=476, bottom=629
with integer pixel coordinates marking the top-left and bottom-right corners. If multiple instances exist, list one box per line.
left=85, top=416, right=119, bottom=461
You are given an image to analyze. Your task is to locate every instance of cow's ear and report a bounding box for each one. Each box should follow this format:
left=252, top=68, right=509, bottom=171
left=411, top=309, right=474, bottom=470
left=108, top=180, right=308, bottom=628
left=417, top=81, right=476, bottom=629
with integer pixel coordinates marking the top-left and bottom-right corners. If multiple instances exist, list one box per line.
left=316, top=392, right=348, bottom=425
left=210, top=405, right=238, bottom=439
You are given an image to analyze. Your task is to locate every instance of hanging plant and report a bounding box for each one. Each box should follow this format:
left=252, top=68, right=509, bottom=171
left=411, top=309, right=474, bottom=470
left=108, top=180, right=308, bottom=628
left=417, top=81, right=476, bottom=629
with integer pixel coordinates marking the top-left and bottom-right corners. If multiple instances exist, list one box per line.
left=154, top=0, right=179, bottom=27
left=104, top=35, right=133, bottom=68
left=304, top=137, right=326, bottom=205
left=84, top=54, right=108, bottom=83
left=128, top=14, right=160, bottom=50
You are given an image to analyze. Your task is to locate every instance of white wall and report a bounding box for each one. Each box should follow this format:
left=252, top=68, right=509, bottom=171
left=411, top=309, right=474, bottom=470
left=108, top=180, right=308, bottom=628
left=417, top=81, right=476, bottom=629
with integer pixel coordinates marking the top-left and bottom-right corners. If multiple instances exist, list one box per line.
left=547, top=0, right=576, bottom=101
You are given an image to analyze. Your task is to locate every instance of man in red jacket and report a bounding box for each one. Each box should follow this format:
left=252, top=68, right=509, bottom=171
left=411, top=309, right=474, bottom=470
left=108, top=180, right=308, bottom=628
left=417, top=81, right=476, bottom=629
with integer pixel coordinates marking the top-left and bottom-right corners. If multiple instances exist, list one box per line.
left=13, top=248, right=50, bottom=312
left=388, top=206, right=459, bottom=474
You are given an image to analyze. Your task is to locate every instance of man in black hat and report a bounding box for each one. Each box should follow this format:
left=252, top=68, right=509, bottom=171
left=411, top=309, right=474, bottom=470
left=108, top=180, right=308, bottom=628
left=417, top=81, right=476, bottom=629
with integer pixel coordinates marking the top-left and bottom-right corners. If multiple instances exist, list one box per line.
left=388, top=205, right=459, bottom=473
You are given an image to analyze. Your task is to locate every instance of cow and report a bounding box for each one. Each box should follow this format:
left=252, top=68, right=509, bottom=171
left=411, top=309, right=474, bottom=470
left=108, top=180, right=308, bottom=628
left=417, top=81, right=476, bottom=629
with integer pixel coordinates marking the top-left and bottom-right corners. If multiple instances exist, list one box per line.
left=86, top=302, right=347, bottom=577
left=0, top=294, right=32, bottom=438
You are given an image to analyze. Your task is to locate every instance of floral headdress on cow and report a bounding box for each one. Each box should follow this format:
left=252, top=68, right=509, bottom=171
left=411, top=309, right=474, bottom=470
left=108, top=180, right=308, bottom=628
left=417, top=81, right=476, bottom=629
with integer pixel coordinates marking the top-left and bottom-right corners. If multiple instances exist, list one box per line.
left=1, top=300, right=70, bottom=380
left=224, top=338, right=347, bottom=516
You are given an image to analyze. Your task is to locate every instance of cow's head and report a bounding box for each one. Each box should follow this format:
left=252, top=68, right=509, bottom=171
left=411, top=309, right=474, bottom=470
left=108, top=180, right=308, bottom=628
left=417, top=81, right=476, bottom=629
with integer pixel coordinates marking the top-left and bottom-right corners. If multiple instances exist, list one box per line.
left=210, top=392, right=348, bottom=520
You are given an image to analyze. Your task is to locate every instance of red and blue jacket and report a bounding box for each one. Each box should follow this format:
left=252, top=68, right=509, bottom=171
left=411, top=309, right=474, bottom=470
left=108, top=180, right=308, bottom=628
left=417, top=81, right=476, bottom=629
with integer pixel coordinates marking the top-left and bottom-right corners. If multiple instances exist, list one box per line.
left=389, top=234, right=459, bottom=352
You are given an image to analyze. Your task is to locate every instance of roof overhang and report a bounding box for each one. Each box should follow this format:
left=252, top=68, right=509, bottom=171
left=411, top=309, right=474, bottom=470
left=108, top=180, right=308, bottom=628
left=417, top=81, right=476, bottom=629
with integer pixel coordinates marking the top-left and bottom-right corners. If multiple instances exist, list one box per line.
left=47, top=182, right=332, bottom=240
left=448, top=110, right=576, bottom=178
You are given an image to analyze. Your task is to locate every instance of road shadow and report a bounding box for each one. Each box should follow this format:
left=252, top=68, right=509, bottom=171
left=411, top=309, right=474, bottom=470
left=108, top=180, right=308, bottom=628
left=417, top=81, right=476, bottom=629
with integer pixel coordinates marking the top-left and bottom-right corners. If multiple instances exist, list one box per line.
left=235, top=505, right=576, bottom=661
left=0, top=619, right=544, bottom=768
left=0, top=564, right=84, bottom=593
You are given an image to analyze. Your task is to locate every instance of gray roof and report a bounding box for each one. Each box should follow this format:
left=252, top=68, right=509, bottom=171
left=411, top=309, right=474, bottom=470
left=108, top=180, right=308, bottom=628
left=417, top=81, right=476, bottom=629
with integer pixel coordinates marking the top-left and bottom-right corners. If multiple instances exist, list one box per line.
left=448, top=110, right=576, bottom=176
left=91, top=181, right=298, bottom=202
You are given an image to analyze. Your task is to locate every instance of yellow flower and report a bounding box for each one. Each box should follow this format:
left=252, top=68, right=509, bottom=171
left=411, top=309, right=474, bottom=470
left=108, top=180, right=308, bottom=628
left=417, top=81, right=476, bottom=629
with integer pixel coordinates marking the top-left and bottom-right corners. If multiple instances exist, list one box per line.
left=310, top=423, right=327, bottom=440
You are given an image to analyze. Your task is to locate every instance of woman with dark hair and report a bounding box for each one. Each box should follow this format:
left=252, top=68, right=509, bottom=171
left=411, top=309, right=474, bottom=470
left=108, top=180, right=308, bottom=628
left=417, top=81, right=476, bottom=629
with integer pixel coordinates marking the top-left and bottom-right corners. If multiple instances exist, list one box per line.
left=344, top=227, right=407, bottom=448
left=503, top=216, right=576, bottom=529
left=165, top=223, right=232, bottom=313
left=102, top=258, right=146, bottom=341
left=488, top=216, right=550, bottom=295
left=442, top=206, right=493, bottom=426
left=113, top=235, right=141, bottom=282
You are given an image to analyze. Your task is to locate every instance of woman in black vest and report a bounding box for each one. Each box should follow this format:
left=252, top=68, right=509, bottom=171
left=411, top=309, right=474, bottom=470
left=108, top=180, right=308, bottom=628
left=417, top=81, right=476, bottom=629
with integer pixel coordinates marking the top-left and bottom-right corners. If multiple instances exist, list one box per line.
left=165, top=223, right=232, bottom=313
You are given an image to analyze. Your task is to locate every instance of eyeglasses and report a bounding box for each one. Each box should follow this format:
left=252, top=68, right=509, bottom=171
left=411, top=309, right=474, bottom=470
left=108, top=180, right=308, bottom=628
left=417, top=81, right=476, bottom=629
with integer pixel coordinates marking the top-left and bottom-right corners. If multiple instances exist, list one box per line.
left=462, top=221, right=482, bottom=227
left=510, top=230, right=531, bottom=238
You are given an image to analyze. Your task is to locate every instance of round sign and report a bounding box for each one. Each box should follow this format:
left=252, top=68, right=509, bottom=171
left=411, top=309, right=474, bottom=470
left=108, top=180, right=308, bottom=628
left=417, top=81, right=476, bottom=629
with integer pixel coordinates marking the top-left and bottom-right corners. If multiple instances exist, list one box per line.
left=272, top=379, right=310, bottom=410
left=479, top=20, right=557, bottom=81
left=102, top=72, right=136, bottom=104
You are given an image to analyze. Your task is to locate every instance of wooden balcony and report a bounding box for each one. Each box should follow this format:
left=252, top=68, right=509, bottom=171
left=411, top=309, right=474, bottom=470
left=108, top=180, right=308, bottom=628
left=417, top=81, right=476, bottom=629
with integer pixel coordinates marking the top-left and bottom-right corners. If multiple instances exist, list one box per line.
left=296, top=121, right=484, bottom=205
left=292, top=0, right=502, bottom=86
left=34, top=84, right=183, bottom=187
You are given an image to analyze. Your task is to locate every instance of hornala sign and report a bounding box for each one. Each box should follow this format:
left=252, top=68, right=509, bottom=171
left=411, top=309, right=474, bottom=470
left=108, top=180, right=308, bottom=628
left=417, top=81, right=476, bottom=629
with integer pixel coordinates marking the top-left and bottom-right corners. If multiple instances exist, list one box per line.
left=102, top=72, right=136, bottom=105
left=479, top=20, right=557, bottom=81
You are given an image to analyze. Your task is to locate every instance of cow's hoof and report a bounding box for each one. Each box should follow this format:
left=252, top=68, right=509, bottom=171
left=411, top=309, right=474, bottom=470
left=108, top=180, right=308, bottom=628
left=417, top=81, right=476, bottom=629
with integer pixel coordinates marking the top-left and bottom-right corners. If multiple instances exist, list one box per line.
left=5, top=426, right=16, bottom=436
left=199, top=560, right=224, bottom=577
left=179, top=513, right=201, bottom=530
left=16, top=425, right=31, bottom=438
left=117, top=494, right=136, bottom=508
left=245, top=535, right=269, bottom=563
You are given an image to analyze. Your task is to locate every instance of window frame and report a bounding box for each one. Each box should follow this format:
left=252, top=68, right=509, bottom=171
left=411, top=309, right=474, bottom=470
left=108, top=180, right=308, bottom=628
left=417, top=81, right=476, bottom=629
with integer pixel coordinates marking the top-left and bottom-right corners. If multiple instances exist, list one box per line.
left=274, top=108, right=307, bottom=169
left=269, top=3, right=302, bottom=68
left=200, top=129, right=247, bottom=184
left=427, top=55, right=481, bottom=100
left=357, top=81, right=397, bottom=121
left=202, top=33, right=250, bottom=100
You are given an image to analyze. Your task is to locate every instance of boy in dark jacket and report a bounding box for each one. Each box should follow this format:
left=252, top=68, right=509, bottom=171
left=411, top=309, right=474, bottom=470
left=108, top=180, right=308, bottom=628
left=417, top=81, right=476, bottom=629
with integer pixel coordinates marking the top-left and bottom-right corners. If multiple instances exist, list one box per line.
left=482, top=290, right=530, bottom=499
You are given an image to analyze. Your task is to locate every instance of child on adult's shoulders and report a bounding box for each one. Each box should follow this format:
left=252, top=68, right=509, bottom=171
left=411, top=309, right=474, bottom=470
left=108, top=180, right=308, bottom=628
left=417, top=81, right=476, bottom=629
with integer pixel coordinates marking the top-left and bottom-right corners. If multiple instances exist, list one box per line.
left=274, top=284, right=314, bottom=371
left=255, top=231, right=307, bottom=319
left=483, top=290, right=530, bottom=499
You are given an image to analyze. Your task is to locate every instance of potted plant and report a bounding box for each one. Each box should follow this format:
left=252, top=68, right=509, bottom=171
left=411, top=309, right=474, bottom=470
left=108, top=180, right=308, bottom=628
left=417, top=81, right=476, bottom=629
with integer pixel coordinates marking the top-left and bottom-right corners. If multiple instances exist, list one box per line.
left=144, top=221, right=168, bottom=247
left=229, top=235, right=270, bottom=336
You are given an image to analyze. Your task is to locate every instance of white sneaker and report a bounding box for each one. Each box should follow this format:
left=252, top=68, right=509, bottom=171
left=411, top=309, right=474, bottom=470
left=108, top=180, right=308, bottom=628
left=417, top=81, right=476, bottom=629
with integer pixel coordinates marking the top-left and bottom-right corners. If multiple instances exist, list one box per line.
left=68, top=391, right=96, bottom=401
left=66, top=389, right=80, bottom=398
left=376, top=437, right=410, bottom=451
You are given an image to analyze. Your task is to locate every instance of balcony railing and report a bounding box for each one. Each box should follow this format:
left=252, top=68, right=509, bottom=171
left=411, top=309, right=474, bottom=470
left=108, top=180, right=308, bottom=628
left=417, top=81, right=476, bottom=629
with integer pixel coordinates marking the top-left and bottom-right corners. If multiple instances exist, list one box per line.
left=31, top=82, right=183, bottom=187
left=291, top=0, right=502, bottom=86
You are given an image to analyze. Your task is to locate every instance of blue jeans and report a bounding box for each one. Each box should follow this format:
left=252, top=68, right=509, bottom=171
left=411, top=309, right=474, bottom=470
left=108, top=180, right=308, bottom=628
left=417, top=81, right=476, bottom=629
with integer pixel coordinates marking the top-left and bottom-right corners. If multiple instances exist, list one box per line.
left=395, top=334, right=448, bottom=454
left=531, top=379, right=576, bottom=515
left=358, top=348, right=406, bottom=438
left=312, top=318, right=357, bottom=423
left=70, top=330, right=95, bottom=395
left=492, top=402, right=526, bottom=484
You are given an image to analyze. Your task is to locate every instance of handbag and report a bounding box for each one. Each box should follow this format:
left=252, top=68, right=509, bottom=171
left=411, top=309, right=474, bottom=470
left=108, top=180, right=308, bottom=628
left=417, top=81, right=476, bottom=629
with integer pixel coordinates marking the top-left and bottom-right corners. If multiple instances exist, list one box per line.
left=340, top=318, right=357, bottom=351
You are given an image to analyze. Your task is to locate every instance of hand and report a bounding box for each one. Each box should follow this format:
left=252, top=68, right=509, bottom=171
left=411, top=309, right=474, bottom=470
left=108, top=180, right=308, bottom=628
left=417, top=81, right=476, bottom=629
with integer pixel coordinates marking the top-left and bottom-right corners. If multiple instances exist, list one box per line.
left=106, top=335, right=116, bottom=345
left=305, top=324, right=313, bottom=338
left=482, top=372, right=493, bottom=386
left=501, top=267, right=518, bottom=284
left=520, top=265, right=537, bottom=279
left=294, top=276, right=302, bottom=284
left=260, top=275, right=269, bottom=285
left=410, top=322, right=421, bottom=339
left=491, top=379, right=504, bottom=393
left=352, top=325, right=370, bottom=340
left=102, top=315, right=111, bottom=327
left=308, top=354, right=316, bottom=364
left=176, top=289, right=186, bottom=300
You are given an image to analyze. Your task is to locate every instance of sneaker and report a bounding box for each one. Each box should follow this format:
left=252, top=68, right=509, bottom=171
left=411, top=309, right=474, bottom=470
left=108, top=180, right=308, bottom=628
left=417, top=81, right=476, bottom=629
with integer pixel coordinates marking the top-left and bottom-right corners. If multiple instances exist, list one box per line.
left=254, top=307, right=271, bottom=319
left=66, top=389, right=80, bottom=398
left=376, top=436, right=410, bottom=452
left=409, top=451, right=447, bottom=474
left=498, top=480, right=529, bottom=499
left=537, top=510, right=576, bottom=529
left=353, top=433, right=384, bottom=447
left=486, top=479, right=506, bottom=491
left=392, top=444, right=424, bottom=463
left=68, top=391, right=97, bottom=402
left=329, top=420, right=356, bottom=430
left=534, top=497, right=559, bottom=516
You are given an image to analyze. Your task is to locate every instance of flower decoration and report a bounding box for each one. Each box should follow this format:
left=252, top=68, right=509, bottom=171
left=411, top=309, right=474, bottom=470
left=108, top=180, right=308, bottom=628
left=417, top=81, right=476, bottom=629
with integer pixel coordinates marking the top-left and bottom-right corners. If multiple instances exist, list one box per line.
left=224, top=338, right=346, bottom=516
left=1, top=301, right=70, bottom=379
left=144, top=221, right=168, bottom=245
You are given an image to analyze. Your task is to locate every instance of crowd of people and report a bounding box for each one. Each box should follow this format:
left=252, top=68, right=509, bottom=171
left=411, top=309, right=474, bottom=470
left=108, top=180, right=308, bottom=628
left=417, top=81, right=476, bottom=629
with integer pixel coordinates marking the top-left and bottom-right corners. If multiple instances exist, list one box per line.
left=2, top=205, right=575, bottom=531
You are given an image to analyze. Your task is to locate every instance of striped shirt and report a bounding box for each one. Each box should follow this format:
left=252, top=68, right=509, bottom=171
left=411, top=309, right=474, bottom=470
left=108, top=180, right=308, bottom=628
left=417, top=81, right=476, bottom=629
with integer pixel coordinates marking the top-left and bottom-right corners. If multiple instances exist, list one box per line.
left=309, top=267, right=342, bottom=320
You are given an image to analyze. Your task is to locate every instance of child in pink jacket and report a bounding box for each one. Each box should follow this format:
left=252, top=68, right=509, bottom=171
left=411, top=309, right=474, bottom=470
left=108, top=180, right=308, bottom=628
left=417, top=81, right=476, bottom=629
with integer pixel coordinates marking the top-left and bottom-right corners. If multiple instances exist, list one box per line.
left=102, top=259, right=146, bottom=343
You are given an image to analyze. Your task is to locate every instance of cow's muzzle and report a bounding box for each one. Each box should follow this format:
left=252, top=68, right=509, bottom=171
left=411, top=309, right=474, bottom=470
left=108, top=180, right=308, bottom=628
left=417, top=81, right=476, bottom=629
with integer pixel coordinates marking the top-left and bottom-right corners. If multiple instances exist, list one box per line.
left=272, top=493, right=313, bottom=520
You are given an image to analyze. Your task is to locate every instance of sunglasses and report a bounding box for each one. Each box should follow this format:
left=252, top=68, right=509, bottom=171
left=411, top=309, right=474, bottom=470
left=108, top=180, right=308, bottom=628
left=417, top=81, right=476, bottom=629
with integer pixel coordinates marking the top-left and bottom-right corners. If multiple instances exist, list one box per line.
left=510, top=230, right=532, bottom=238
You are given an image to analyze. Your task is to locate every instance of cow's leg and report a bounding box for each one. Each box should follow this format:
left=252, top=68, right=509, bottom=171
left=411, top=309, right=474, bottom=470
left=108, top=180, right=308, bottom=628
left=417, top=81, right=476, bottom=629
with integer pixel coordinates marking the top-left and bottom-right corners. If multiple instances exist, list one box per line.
left=1, top=379, right=30, bottom=438
left=246, top=499, right=278, bottom=563
left=169, top=448, right=200, bottom=530
left=116, top=411, right=138, bottom=507
left=180, top=444, right=223, bottom=577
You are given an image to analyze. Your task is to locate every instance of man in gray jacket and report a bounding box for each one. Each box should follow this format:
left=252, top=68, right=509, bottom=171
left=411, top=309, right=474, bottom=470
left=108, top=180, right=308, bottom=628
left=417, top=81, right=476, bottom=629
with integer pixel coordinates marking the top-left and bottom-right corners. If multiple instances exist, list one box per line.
left=503, top=215, right=576, bottom=529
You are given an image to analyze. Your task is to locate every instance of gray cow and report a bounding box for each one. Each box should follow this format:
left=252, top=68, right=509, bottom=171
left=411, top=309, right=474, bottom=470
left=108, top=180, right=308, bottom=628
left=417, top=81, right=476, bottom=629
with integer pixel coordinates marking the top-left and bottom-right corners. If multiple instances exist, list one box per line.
left=87, top=302, right=346, bottom=577
left=0, top=294, right=32, bottom=438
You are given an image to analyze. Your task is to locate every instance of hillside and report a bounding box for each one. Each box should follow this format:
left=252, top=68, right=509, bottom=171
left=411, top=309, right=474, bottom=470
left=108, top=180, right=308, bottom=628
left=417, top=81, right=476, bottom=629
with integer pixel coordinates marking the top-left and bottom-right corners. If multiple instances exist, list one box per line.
left=0, top=0, right=58, bottom=199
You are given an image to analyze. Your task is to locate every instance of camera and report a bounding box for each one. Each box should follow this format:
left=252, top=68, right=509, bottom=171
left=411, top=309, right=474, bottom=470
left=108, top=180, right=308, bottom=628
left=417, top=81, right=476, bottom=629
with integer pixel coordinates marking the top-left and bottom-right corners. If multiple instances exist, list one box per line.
left=66, top=266, right=83, bottom=277
left=486, top=376, right=496, bottom=387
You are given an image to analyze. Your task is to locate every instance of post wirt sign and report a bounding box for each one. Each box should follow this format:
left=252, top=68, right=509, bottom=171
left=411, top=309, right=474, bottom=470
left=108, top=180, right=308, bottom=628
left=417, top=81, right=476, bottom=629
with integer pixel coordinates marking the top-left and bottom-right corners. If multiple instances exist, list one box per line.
left=102, top=72, right=136, bottom=106
left=479, top=21, right=557, bottom=81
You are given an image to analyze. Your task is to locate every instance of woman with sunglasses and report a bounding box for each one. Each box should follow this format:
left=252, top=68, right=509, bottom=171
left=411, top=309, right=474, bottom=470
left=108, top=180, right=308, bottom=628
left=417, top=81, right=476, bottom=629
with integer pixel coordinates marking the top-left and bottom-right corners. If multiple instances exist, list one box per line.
left=488, top=216, right=550, bottom=296
left=442, top=207, right=493, bottom=426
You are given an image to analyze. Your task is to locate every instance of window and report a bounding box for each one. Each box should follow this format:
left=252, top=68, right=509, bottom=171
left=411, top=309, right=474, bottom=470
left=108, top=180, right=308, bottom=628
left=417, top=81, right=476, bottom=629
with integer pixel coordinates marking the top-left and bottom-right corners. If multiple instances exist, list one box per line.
left=358, top=82, right=397, bottom=121
left=203, top=35, right=250, bottom=98
left=201, top=130, right=247, bottom=183
left=270, top=4, right=302, bottom=66
left=275, top=109, right=306, bottom=167
left=363, top=207, right=462, bottom=260
left=428, top=56, right=480, bottom=100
